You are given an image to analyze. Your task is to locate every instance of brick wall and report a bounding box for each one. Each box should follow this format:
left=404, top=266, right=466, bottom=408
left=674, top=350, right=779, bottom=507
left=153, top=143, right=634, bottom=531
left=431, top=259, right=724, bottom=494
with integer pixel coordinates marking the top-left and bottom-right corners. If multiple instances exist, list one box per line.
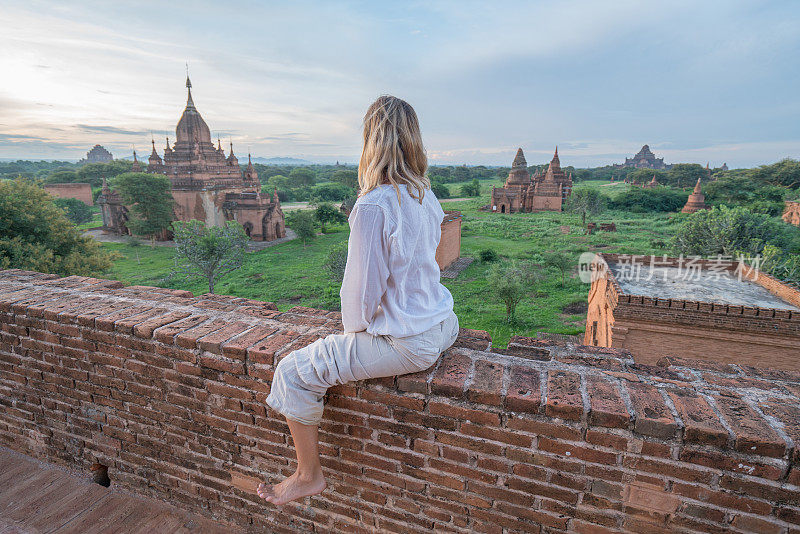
left=1, top=269, right=799, bottom=533
left=43, top=182, right=94, bottom=206
left=436, top=211, right=462, bottom=270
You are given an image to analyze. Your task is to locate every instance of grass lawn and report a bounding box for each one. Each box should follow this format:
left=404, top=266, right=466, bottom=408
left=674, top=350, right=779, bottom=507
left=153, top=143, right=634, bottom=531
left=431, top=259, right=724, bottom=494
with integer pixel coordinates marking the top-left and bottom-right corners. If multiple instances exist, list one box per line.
left=101, top=184, right=680, bottom=348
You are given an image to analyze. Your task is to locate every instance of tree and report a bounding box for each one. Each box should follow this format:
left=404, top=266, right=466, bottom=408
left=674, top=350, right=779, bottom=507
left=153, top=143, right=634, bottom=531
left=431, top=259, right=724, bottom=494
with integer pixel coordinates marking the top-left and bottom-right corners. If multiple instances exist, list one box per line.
left=672, top=205, right=790, bottom=257
left=323, top=241, right=349, bottom=282
left=609, top=188, right=687, bottom=213
left=53, top=197, right=94, bottom=225
left=566, top=188, right=606, bottom=227
left=430, top=181, right=450, bottom=199
left=309, top=183, right=354, bottom=202
left=460, top=179, right=481, bottom=197
left=171, top=220, right=249, bottom=294
left=0, top=178, right=116, bottom=276
left=487, top=260, right=541, bottom=323
left=288, top=167, right=316, bottom=188
left=112, top=172, right=174, bottom=244
left=668, top=163, right=706, bottom=189
left=544, top=252, right=573, bottom=287
left=315, top=203, right=347, bottom=233
left=45, top=170, right=80, bottom=184
left=332, top=169, right=358, bottom=189
left=287, top=210, right=317, bottom=245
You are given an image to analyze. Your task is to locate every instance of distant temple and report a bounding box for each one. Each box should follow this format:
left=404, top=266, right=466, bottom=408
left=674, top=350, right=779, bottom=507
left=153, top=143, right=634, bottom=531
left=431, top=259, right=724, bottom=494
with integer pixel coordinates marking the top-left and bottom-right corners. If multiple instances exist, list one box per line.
left=490, top=147, right=573, bottom=213
left=78, top=145, right=113, bottom=165
left=100, top=76, right=285, bottom=241
left=617, top=144, right=670, bottom=170
left=783, top=200, right=800, bottom=227
left=681, top=164, right=710, bottom=214
left=642, top=174, right=659, bottom=188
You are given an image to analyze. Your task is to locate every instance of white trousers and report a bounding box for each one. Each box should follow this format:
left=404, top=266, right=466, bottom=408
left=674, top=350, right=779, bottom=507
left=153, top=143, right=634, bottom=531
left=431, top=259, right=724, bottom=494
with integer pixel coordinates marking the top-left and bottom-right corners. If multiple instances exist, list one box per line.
left=266, top=310, right=459, bottom=425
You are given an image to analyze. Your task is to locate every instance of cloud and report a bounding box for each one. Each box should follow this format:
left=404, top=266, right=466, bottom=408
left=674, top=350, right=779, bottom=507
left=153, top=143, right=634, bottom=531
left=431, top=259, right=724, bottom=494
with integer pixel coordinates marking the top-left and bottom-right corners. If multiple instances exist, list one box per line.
left=0, top=1, right=797, bottom=165
left=76, top=124, right=149, bottom=136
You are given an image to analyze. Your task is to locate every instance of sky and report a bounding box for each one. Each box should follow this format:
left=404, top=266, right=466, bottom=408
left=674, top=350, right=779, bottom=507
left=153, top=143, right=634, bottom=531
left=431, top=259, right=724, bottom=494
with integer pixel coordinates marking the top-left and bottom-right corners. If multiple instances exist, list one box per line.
left=0, top=0, right=798, bottom=168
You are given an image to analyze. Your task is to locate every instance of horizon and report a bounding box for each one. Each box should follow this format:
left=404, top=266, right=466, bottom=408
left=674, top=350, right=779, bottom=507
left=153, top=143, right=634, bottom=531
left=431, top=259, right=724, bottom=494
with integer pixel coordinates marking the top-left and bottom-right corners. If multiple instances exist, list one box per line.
left=1, top=1, right=798, bottom=168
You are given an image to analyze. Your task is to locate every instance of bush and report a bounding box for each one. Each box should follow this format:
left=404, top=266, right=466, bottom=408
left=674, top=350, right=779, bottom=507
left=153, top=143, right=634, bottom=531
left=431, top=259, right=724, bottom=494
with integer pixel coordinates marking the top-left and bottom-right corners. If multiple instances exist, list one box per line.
left=126, top=236, right=142, bottom=247
left=52, top=197, right=93, bottom=225
left=430, top=181, right=450, bottom=199
left=609, top=188, right=687, bottom=213
left=0, top=178, right=117, bottom=276
left=323, top=241, right=348, bottom=283
left=672, top=204, right=790, bottom=257
left=479, top=248, right=498, bottom=262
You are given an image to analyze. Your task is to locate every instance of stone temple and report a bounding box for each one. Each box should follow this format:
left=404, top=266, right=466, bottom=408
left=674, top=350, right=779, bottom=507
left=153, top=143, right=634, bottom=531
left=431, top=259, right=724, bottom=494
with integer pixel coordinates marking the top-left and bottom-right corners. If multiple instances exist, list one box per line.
left=78, top=144, right=113, bottom=165
left=617, top=144, right=670, bottom=170
left=490, top=147, right=572, bottom=213
left=100, top=76, right=286, bottom=242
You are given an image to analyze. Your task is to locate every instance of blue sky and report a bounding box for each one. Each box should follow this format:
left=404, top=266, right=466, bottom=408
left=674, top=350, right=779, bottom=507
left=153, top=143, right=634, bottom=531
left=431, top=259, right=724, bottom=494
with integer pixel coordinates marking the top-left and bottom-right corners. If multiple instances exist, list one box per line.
left=0, top=0, right=798, bottom=167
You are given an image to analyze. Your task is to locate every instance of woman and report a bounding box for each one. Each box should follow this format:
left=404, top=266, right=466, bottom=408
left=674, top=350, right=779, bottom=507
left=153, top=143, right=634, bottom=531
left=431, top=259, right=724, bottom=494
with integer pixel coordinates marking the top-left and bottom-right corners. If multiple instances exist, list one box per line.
left=258, top=95, right=459, bottom=506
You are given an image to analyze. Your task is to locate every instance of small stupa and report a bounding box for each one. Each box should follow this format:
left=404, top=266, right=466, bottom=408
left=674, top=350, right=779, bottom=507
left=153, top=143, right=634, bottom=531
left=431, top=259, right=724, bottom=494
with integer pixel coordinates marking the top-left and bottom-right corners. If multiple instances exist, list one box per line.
left=681, top=164, right=710, bottom=214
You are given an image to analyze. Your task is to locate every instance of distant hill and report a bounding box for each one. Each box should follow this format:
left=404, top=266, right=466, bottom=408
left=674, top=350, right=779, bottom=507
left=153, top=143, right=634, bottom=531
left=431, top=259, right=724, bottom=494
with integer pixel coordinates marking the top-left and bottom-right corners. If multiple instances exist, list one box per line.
left=251, top=156, right=313, bottom=165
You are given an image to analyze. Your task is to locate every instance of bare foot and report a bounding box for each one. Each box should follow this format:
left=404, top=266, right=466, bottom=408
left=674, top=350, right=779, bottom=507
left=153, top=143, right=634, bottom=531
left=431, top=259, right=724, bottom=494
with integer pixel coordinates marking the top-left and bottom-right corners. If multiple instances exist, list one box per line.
left=257, top=470, right=327, bottom=505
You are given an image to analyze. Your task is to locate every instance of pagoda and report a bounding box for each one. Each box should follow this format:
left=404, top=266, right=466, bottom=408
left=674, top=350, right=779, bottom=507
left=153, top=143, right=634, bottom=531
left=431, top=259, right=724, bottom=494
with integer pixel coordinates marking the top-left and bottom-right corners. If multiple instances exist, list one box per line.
left=681, top=164, right=710, bottom=214
left=123, top=75, right=285, bottom=241
left=490, top=147, right=572, bottom=213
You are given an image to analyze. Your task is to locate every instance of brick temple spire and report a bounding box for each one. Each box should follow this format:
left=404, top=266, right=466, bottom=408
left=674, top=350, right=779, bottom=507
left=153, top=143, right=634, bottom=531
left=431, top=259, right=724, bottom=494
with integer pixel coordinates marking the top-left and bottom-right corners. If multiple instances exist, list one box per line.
left=131, top=149, right=141, bottom=172
left=550, top=146, right=561, bottom=170
left=185, top=73, right=195, bottom=109
left=512, top=147, right=526, bottom=168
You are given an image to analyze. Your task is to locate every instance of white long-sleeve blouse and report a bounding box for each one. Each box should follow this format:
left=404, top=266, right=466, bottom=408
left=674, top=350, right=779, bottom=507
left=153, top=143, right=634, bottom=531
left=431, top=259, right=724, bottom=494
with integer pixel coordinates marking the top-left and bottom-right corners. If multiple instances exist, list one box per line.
left=339, top=182, right=455, bottom=338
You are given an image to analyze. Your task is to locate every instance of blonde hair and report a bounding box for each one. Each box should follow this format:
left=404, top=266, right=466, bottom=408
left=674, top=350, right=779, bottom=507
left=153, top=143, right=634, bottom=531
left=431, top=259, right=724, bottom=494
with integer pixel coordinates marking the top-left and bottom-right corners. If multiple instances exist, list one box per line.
left=358, top=95, right=429, bottom=206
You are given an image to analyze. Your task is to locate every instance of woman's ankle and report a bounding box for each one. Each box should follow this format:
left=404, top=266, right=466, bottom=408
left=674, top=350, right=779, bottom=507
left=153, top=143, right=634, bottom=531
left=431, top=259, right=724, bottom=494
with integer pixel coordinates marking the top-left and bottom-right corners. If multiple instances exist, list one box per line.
left=296, top=465, right=323, bottom=481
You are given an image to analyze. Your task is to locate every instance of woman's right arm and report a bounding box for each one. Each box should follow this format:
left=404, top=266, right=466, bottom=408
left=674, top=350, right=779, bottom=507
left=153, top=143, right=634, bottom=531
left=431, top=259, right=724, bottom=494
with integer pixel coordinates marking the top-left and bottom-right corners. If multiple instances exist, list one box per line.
left=339, top=203, right=391, bottom=333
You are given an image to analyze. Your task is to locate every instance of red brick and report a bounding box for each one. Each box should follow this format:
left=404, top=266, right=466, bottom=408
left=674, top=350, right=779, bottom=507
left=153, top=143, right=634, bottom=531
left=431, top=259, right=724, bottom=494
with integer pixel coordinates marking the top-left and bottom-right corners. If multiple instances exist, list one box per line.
left=133, top=311, right=193, bottom=338
left=504, top=365, right=541, bottom=413
left=220, top=326, right=278, bottom=359
left=537, top=436, right=618, bottom=466
left=759, top=402, right=800, bottom=462
left=428, top=400, right=500, bottom=426
left=396, top=368, right=429, bottom=394
left=151, top=314, right=209, bottom=343
left=175, top=319, right=228, bottom=349
left=667, top=390, right=728, bottom=447
left=715, top=396, right=786, bottom=458
left=546, top=370, right=583, bottom=421
left=246, top=329, right=301, bottom=365
left=466, top=359, right=504, bottom=406
left=113, top=308, right=170, bottom=334
left=196, top=322, right=252, bottom=353
left=430, top=350, right=471, bottom=398
left=452, top=328, right=491, bottom=350
left=587, top=375, right=629, bottom=429
left=627, top=383, right=677, bottom=439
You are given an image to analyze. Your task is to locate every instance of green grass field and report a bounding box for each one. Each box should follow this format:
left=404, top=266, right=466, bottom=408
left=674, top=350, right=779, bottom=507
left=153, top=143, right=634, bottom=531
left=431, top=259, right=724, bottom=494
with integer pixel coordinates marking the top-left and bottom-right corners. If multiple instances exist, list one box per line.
left=99, top=182, right=679, bottom=348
